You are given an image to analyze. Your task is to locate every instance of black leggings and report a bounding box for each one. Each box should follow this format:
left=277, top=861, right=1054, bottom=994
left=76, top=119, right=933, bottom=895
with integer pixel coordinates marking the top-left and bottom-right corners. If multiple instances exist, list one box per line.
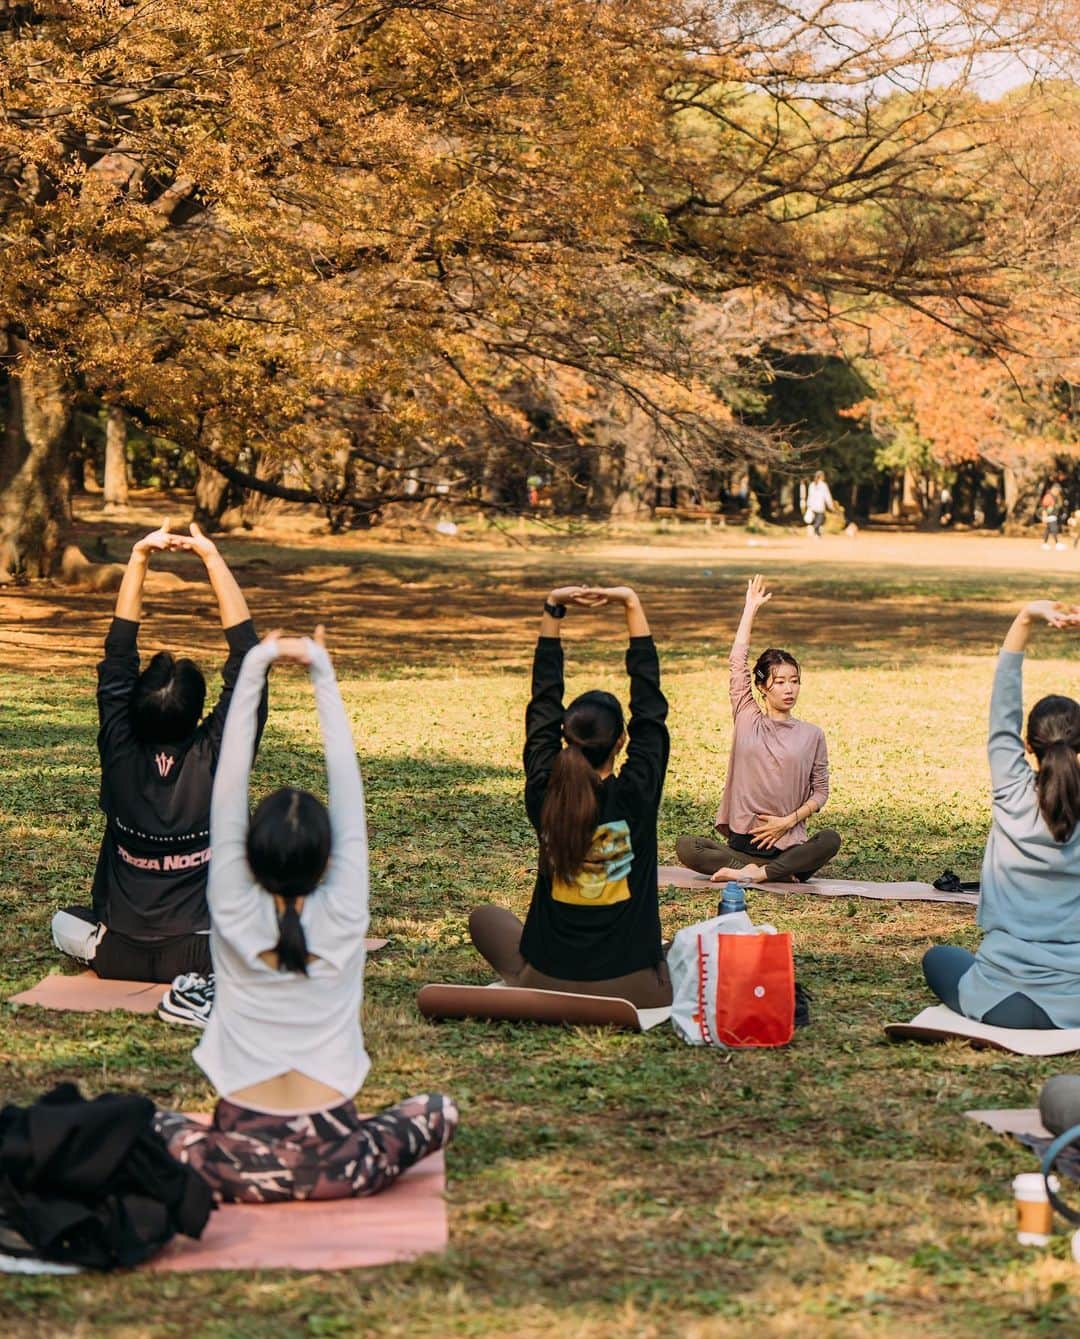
left=922, top=945, right=1056, bottom=1029
left=676, top=829, right=841, bottom=881
left=95, top=929, right=211, bottom=982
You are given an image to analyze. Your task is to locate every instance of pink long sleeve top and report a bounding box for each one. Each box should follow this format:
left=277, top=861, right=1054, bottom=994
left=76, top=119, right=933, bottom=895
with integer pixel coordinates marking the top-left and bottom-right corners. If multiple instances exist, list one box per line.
left=714, top=642, right=830, bottom=848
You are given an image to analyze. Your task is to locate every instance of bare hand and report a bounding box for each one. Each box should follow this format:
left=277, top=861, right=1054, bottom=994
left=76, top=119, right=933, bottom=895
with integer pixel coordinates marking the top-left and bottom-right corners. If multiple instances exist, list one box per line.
left=1024, top=600, right=1080, bottom=629
left=548, top=586, right=607, bottom=609
left=169, top=521, right=219, bottom=562
left=263, top=626, right=326, bottom=664
left=132, top=519, right=178, bottom=556
left=744, top=574, right=772, bottom=615
left=582, top=586, right=639, bottom=607
left=749, top=814, right=795, bottom=849
left=274, top=636, right=315, bottom=664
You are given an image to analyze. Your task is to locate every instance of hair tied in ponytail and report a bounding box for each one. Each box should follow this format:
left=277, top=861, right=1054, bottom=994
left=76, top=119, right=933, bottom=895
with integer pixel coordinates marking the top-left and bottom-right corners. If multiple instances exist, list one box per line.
left=540, top=690, right=624, bottom=886
left=1028, top=695, right=1080, bottom=844
left=274, top=896, right=310, bottom=975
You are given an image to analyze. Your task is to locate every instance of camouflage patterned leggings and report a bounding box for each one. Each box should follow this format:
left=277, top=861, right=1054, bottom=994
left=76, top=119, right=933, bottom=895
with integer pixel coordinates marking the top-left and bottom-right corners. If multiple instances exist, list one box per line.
left=153, top=1092, right=457, bottom=1204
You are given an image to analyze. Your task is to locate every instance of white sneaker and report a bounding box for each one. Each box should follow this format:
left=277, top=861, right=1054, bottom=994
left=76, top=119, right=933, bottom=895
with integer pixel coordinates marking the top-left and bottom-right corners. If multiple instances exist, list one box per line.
left=1057, top=542, right=1067, bottom=550
left=158, top=972, right=215, bottom=1028
left=1043, top=542, right=1052, bottom=549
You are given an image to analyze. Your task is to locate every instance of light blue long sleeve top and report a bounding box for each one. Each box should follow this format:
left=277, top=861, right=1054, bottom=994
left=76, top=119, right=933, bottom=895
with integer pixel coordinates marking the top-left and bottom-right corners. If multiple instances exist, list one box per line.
left=958, top=650, right=1080, bottom=1027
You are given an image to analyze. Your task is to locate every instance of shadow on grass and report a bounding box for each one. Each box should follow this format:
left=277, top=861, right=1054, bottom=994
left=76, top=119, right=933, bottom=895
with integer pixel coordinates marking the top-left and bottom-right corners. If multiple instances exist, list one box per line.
left=13, top=523, right=1080, bottom=677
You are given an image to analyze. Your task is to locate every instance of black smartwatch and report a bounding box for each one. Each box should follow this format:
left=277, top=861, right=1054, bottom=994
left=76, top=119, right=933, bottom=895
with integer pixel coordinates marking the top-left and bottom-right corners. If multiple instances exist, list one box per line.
left=543, top=601, right=567, bottom=619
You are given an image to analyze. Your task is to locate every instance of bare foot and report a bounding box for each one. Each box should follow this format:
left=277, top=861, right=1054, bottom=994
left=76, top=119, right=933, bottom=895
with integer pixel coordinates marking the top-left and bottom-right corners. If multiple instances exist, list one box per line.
left=708, top=863, right=768, bottom=884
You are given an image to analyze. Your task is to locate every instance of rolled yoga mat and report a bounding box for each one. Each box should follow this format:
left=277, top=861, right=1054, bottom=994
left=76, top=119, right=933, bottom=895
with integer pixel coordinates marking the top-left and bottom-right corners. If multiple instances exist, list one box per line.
left=418, top=982, right=671, bottom=1032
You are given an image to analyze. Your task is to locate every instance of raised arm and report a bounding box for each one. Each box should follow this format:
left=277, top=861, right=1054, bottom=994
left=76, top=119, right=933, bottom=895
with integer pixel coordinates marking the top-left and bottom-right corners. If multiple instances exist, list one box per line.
left=174, top=523, right=252, bottom=630
left=307, top=634, right=368, bottom=922
left=991, top=601, right=1080, bottom=797
left=207, top=636, right=279, bottom=920
left=173, top=524, right=264, bottom=752
left=730, top=575, right=771, bottom=721
left=112, top=522, right=176, bottom=623
left=587, top=589, right=668, bottom=803
left=99, top=525, right=177, bottom=740
left=524, top=588, right=576, bottom=821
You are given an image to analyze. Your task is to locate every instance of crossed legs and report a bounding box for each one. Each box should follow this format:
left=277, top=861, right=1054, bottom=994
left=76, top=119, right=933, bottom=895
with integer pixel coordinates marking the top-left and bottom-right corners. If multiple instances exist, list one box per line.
left=468, top=905, right=672, bottom=1008
left=675, top=830, right=842, bottom=883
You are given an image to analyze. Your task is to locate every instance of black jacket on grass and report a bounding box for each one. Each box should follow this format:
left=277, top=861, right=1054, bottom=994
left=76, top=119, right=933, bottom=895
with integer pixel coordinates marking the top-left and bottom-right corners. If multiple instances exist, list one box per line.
left=90, top=616, right=267, bottom=939
left=520, top=635, right=669, bottom=980
left=0, top=1083, right=213, bottom=1270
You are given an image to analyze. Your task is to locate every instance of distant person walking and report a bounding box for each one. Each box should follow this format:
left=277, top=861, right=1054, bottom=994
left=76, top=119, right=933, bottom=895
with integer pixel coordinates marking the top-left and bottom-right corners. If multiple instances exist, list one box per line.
left=806, top=471, right=834, bottom=539
left=1041, top=484, right=1066, bottom=551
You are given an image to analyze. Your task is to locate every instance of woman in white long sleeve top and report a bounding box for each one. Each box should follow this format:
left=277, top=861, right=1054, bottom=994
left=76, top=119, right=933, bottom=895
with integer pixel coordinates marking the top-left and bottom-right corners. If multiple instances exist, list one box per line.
left=154, top=629, right=456, bottom=1203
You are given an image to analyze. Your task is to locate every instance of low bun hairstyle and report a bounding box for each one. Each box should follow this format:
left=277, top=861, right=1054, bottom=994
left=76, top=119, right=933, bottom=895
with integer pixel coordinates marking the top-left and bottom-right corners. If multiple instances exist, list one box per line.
left=540, top=691, right=624, bottom=887
left=246, top=787, right=332, bottom=974
left=753, top=648, right=800, bottom=692
left=132, top=652, right=206, bottom=744
left=1028, top=695, right=1080, bottom=843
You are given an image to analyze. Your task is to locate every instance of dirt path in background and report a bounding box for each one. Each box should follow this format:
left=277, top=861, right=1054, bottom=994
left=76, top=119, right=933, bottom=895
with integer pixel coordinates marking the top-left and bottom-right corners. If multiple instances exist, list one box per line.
left=2, top=495, right=1078, bottom=675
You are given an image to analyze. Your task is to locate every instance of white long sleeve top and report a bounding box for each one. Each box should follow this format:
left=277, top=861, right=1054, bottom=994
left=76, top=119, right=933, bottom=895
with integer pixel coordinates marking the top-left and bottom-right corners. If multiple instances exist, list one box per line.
left=193, top=638, right=371, bottom=1104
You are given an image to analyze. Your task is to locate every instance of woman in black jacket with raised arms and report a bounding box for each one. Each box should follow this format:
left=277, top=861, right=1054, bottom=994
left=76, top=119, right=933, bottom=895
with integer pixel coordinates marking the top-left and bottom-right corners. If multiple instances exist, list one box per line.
left=468, top=584, right=672, bottom=1007
left=51, top=520, right=267, bottom=992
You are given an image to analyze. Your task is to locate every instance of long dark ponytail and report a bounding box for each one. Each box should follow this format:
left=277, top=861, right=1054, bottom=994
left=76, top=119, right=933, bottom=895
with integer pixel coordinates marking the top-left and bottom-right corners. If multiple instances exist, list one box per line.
left=540, top=691, right=624, bottom=886
left=246, top=787, right=332, bottom=974
left=274, top=897, right=308, bottom=974
left=1028, top=695, right=1080, bottom=843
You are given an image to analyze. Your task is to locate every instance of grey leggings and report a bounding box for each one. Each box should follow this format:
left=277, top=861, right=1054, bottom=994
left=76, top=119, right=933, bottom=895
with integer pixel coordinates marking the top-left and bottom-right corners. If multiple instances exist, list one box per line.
left=676, top=829, right=841, bottom=881
left=922, top=945, right=1056, bottom=1029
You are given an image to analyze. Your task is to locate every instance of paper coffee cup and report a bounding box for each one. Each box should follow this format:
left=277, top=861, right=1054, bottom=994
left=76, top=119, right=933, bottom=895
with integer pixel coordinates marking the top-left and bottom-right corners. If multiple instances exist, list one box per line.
left=1013, top=1172, right=1059, bottom=1245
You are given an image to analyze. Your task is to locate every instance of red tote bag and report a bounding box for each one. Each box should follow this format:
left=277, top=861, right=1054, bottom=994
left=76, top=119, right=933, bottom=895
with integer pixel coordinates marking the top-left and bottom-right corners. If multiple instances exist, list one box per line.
left=700, top=930, right=795, bottom=1048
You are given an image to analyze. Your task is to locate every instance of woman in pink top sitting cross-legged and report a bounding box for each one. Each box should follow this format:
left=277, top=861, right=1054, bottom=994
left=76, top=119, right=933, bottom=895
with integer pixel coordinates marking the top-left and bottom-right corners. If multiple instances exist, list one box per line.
left=676, top=575, right=841, bottom=884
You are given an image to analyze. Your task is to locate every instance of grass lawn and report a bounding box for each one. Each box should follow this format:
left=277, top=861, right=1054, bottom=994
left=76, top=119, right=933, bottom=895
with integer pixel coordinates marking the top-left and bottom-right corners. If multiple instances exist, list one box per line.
left=4, top=510, right=1080, bottom=1336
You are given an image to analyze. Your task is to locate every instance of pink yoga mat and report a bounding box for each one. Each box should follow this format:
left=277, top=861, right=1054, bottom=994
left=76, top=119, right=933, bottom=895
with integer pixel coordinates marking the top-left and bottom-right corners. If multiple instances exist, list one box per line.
left=9, top=940, right=390, bottom=1014
left=8, top=973, right=167, bottom=1013
left=148, top=1150, right=447, bottom=1273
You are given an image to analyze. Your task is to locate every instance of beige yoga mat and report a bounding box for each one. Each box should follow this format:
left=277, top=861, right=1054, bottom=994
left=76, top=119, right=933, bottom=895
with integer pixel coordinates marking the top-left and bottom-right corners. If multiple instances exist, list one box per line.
left=148, top=1149, right=447, bottom=1273
left=885, top=1005, right=1080, bottom=1056
left=8, top=940, right=390, bottom=1014
left=966, top=1108, right=1051, bottom=1138
left=418, top=982, right=671, bottom=1032
left=657, top=865, right=978, bottom=906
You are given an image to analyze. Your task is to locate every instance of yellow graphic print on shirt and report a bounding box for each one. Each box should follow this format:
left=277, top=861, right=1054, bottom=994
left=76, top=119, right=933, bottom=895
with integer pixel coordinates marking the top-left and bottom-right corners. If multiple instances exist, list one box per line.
left=552, top=819, right=633, bottom=906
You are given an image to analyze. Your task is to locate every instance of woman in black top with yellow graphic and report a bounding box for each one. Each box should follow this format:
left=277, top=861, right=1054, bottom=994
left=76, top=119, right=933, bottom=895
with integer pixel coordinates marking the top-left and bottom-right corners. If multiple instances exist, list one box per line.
left=468, top=584, right=672, bottom=1008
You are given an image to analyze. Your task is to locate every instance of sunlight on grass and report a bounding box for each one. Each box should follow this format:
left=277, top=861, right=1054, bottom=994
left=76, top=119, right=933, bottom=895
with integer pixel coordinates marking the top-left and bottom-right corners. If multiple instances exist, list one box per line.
left=3, top=536, right=1080, bottom=1335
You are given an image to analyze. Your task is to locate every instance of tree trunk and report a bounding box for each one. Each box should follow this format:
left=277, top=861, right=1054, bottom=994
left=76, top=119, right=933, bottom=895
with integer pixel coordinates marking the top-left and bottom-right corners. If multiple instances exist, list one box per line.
left=193, top=458, right=231, bottom=529
left=0, top=350, right=73, bottom=579
left=1003, top=465, right=1020, bottom=519
left=0, top=373, right=25, bottom=493
left=103, top=407, right=129, bottom=509
left=240, top=453, right=283, bottom=527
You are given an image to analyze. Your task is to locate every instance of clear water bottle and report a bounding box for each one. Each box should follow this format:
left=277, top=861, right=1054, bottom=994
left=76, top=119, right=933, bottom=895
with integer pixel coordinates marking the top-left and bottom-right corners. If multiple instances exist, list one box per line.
left=719, top=880, right=746, bottom=916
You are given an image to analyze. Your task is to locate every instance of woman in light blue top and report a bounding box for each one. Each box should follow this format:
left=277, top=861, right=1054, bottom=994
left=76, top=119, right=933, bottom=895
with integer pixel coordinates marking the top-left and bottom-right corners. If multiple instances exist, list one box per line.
left=923, top=599, right=1080, bottom=1029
